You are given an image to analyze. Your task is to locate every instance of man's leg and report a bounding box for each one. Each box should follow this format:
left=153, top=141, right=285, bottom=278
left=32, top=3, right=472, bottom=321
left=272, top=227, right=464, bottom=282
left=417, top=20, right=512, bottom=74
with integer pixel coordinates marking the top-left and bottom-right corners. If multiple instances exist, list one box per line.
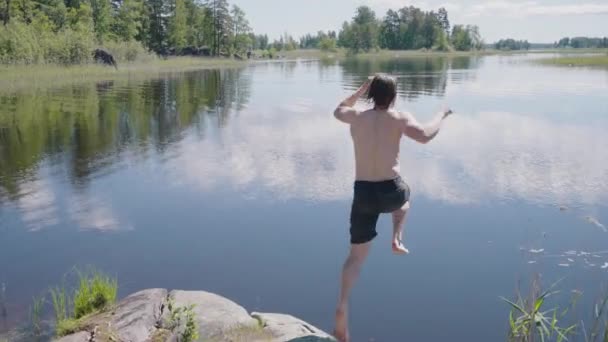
left=392, top=201, right=410, bottom=254
left=335, top=242, right=371, bottom=342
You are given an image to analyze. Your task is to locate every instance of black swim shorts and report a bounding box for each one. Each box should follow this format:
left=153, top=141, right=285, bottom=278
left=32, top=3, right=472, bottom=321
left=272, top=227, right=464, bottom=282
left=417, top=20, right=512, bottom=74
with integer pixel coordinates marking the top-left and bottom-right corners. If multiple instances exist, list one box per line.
left=349, top=176, right=410, bottom=244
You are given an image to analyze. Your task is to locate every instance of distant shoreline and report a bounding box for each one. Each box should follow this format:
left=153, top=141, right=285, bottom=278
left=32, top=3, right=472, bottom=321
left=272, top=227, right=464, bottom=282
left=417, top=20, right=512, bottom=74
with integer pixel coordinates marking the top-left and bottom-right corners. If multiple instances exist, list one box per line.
left=2, top=49, right=606, bottom=92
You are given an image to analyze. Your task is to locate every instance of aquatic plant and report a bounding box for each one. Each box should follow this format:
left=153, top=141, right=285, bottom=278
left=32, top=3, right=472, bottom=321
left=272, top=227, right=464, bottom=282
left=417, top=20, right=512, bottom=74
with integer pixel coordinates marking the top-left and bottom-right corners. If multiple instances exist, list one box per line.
left=582, top=292, right=608, bottom=342
left=50, top=286, right=68, bottom=324
left=0, top=282, right=6, bottom=321
left=502, top=278, right=577, bottom=342
left=30, top=295, right=45, bottom=336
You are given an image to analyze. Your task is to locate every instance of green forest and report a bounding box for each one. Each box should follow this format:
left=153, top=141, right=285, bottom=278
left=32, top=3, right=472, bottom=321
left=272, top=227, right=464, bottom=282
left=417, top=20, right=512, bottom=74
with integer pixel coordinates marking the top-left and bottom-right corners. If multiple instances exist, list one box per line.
left=0, top=0, right=486, bottom=65
left=301, top=6, right=483, bottom=53
left=555, top=36, right=608, bottom=48
left=0, top=0, right=266, bottom=64
left=2, top=0, right=605, bottom=66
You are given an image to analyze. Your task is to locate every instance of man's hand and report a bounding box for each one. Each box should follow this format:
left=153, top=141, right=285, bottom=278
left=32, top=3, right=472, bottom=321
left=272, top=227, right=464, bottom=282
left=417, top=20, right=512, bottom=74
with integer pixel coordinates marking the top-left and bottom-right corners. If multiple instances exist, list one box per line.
left=442, top=107, right=454, bottom=119
left=355, top=79, right=372, bottom=98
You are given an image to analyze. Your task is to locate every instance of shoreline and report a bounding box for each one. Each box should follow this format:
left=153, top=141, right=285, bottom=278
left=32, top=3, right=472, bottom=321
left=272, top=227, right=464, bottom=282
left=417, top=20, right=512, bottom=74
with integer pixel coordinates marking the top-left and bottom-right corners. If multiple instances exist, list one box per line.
left=2, top=49, right=606, bottom=92
left=1, top=289, right=335, bottom=342
left=0, top=57, right=251, bottom=93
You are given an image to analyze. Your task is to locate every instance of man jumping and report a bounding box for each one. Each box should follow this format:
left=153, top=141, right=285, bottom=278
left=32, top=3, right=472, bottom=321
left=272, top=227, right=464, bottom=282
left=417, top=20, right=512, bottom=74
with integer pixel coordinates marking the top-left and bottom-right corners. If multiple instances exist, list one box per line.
left=333, top=75, right=453, bottom=342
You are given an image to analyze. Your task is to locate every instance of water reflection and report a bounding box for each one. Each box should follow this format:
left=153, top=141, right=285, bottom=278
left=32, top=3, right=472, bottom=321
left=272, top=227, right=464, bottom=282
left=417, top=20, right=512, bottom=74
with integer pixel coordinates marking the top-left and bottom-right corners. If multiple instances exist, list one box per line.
left=1, top=55, right=607, bottom=341
left=1, top=56, right=607, bottom=231
left=168, top=107, right=608, bottom=208
left=339, top=56, right=481, bottom=99
left=0, top=68, right=252, bottom=200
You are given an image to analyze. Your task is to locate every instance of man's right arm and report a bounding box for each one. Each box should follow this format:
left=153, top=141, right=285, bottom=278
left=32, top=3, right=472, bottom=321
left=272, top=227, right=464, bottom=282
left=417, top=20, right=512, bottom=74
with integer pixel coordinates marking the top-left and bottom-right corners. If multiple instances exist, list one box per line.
left=401, top=109, right=452, bottom=144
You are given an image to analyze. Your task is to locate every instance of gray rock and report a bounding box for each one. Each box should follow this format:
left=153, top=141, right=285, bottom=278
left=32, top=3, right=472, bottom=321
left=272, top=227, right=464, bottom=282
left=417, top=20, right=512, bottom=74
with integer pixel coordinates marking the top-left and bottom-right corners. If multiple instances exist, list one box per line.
left=167, top=290, right=258, bottom=341
left=252, top=312, right=336, bottom=342
left=110, top=288, right=167, bottom=342
left=53, top=331, right=90, bottom=342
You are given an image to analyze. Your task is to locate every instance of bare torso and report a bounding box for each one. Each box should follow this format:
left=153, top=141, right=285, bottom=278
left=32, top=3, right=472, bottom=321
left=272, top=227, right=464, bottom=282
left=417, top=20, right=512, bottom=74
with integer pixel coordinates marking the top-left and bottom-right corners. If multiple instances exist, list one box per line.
left=350, top=109, right=405, bottom=181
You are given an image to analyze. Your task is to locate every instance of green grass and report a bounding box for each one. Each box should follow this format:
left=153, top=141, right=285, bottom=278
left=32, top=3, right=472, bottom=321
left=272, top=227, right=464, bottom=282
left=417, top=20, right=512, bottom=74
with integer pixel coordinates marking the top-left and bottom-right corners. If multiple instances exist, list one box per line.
left=73, top=270, right=117, bottom=319
left=50, top=287, right=68, bottom=324
left=502, top=277, right=608, bottom=342
left=0, top=57, right=248, bottom=92
left=29, top=295, right=45, bottom=336
left=585, top=292, right=608, bottom=342
left=53, top=312, right=98, bottom=337
left=502, top=280, right=577, bottom=342
left=164, top=296, right=199, bottom=342
left=27, top=268, right=119, bottom=337
left=537, top=54, right=608, bottom=67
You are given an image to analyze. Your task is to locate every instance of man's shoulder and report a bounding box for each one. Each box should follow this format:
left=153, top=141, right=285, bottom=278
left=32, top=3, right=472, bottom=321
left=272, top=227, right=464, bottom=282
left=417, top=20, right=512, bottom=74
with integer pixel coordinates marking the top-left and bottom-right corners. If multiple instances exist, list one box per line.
left=389, top=110, right=411, bottom=121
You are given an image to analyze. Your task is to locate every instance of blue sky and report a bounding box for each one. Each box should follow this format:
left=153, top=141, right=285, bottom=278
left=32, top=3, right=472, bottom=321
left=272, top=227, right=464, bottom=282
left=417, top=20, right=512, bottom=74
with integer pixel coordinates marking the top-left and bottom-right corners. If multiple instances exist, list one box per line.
left=234, top=0, right=608, bottom=43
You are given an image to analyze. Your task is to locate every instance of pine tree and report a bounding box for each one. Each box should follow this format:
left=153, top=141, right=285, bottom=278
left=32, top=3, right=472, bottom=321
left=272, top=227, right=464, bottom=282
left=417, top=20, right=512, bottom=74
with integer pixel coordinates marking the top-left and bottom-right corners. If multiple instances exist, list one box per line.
left=436, top=7, right=450, bottom=35
left=144, top=0, right=168, bottom=53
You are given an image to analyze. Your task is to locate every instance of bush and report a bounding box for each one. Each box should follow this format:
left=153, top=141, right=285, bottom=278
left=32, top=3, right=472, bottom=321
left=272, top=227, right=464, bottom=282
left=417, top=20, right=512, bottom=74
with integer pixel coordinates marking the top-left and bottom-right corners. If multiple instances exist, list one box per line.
left=102, top=40, right=156, bottom=63
left=319, top=38, right=337, bottom=52
left=42, top=29, right=94, bottom=64
left=268, top=47, right=277, bottom=58
left=0, top=21, right=44, bottom=64
left=0, top=21, right=94, bottom=65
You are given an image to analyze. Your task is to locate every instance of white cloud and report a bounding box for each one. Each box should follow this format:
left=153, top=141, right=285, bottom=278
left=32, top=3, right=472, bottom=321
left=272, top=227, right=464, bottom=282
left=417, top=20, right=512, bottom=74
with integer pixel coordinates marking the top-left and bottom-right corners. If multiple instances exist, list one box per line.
left=16, top=179, right=59, bottom=231
left=68, top=193, right=130, bottom=232
left=168, top=100, right=608, bottom=208
left=467, top=1, right=608, bottom=17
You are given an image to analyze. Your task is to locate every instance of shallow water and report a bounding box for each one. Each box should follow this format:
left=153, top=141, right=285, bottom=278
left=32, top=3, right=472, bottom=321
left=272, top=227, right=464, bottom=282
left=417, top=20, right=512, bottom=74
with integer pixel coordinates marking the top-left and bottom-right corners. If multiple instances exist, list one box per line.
left=1, top=55, right=607, bottom=340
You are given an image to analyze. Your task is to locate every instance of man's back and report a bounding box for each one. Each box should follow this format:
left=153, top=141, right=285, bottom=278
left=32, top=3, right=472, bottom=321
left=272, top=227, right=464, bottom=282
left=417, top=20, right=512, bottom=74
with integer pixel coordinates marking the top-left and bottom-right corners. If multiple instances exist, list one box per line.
left=350, top=109, right=405, bottom=182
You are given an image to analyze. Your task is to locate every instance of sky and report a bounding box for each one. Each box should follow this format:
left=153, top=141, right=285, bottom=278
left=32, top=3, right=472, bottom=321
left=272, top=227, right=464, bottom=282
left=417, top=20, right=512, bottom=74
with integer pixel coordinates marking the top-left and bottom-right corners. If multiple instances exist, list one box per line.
left=234, top=0, right=608, bottom=43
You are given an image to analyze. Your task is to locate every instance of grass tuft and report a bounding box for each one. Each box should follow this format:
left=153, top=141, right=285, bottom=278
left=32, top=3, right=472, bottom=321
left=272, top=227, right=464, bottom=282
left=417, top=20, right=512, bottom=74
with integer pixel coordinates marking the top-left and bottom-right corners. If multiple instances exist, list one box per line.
left=73, top=270, right=117, bottom=319
left=29, top=295, right=45, bottom=336
left=50, top=287, right=68, bottom=324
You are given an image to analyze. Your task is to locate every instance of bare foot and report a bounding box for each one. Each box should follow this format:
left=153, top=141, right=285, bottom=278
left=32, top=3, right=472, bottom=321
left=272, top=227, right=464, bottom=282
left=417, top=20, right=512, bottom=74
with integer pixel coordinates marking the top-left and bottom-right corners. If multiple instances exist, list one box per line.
left=334, top=308, right=349, bottom=342
left=392, top=240, right=409, bottom=255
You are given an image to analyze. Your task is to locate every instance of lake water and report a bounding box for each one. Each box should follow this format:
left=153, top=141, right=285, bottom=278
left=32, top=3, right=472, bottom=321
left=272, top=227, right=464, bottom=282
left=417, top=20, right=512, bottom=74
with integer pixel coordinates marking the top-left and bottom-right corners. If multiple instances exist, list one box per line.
left=1, top=54, right=607, bottom=341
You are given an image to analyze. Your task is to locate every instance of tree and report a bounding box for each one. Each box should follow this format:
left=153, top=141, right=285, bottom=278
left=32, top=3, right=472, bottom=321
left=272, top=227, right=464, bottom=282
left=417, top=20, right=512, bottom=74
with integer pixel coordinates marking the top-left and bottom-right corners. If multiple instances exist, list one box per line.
left=339, top=6, right=378, bottom=52
left=495, top=38, right=530, bottom=51
left=205, top=0, right=231, bottom=55
left=450, top=25, right=482, bottom=51
left=112, top=0, right=143, bottom=42
left=319, top=37, right=336, bottom=52
left=379, top=9, right=399, bottom=49
left=255, top=34, right=268, bottom=50
left=168, top=0, right=187, bottom=50
left=90, top=0, right=111, bottom=41
left=451, top=25, right=471, bottom=51
left=420, top=11, right=439, bottom=49
left=185, top=0, right=207, bottom=47
left=1, top=0, right=9, bottom=25
left=231, top=5, right=250, bottom=52
left=337, top=21, right=351, bottom=47
left=144, top=0, right=168, bottom=53
left=436, top=7, right=449, bottom=35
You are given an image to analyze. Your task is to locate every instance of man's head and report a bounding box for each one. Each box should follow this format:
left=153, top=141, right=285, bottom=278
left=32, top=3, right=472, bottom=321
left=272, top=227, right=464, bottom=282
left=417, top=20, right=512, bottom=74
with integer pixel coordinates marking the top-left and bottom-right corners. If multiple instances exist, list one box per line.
left=367, top=75, right=397, bottom=109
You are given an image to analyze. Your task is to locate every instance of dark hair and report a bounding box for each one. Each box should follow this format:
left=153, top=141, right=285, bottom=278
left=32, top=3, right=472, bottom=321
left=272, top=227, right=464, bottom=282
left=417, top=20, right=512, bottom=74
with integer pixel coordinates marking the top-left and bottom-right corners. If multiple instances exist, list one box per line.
left=367, top=75, right=397, bottom=109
